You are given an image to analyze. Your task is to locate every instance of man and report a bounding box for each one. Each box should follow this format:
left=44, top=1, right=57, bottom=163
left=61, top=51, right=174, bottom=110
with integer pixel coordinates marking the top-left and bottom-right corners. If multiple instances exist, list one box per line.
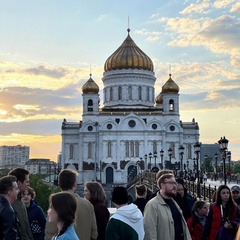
left=105, top=186, right=144, bottom=240
left=144, top=173, right=191, bottom=240
left=45, top=169, right=98, bottom=240
left=0, top=175, right=20, bottom=239
left=8, top=167, right=33, bottom=240
left=231, top=185, right=240, bottom=206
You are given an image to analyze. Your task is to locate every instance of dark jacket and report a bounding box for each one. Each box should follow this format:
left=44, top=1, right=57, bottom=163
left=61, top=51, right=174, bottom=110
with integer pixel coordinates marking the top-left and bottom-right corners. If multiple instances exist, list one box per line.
left=26, top=200, right=46, bottom=240
left=0, top=196, right=20, bottom=239
left=133, top=198, right=148, bottom=214
left=91, top=201, right=110, bottom=240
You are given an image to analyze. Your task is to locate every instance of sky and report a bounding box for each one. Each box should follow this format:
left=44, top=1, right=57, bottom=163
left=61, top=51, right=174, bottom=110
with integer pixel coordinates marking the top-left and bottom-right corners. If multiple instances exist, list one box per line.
left=0, top=0, right=240, bottom=162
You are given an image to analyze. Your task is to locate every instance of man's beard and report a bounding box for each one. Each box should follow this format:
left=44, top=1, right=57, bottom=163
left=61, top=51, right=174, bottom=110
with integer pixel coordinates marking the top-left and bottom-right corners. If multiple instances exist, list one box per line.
left=165, top=189, right=177, bottom=198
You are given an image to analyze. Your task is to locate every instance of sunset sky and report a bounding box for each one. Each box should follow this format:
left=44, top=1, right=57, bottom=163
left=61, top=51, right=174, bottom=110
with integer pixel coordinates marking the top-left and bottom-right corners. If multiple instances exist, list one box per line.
left=0, top=0, right=240, bottom=162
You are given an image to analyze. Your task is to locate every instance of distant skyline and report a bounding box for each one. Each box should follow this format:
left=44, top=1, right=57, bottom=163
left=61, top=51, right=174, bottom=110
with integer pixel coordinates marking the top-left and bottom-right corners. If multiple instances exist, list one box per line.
left=0, top=0, right=240, bottom=161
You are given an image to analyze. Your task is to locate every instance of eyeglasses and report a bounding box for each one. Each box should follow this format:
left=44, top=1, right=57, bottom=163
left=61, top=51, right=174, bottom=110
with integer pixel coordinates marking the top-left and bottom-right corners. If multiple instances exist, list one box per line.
left=163, top=181, right=177, bottom=185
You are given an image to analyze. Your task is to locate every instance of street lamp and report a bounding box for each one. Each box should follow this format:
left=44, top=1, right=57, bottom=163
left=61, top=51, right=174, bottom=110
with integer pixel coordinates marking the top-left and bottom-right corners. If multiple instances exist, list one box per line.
left=194, top=142, right=201, bottom=198
left=214, top=153, right=218, bottom=181
left=149, top=152, right=152, bottom=172
left=227, top=151, right=231, bottom=183
left=152, top=151, right=158, bottom=173
left=168, top=148, right=173, bottom=170
left=179, top=145, right=185, bottom=178
left=218, top=136, right=229, bottom=185
left=204, top=155, right=208, bottom=172
left=144, top=154, right=148, bottom=171
left=160, top=149, right=164, bottom=170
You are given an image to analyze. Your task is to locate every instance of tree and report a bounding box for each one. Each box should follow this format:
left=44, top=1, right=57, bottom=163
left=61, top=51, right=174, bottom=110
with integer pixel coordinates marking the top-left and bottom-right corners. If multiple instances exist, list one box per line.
left=30, top=174, right=59, bottom=214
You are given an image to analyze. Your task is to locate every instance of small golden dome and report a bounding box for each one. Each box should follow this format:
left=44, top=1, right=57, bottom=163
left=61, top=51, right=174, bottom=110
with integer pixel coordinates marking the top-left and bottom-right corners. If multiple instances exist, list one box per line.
left=104, top=28, right=154, bottom=72
left=82, top=74, right=99, bottom=94
left=155, top=92, right=163, bottom=104
left=162, top=74, right=179, bottom=94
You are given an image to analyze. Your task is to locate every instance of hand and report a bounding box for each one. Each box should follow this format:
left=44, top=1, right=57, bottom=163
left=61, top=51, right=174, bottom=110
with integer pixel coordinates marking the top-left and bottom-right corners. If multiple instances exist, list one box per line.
left=224, top=221, right=232, bottom=229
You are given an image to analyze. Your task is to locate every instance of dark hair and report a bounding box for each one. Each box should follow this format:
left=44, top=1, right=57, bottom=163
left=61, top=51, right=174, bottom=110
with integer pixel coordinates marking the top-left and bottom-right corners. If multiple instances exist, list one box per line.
left=49, top=192, right=77, bottom=237
left=216, top=185, right=236, bottom=220
left=190, top=200, right=206, bottom=230
left=157, top=173, right=174, bottom=188
left=0, top=175, right=17, bottom=194
left=58, top=169, right=77, bottom=191
left=8, top=168, right=29, bottom=183
left=85, top=182, right=106, bottom=203
left=135, top=184, right=147, bottom=198
left=21, top=186, right=36, bottom=199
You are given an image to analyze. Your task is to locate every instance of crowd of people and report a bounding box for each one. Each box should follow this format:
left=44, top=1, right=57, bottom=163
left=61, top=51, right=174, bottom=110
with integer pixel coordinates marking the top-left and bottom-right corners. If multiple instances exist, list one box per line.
left=1, top=167, right=240, bottom=240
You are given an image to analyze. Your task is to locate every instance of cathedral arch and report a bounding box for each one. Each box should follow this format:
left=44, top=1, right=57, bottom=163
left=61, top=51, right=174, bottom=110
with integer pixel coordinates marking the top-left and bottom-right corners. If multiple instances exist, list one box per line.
left=105, top=167, right=114, bottom=184
left=169, top=99, right=174, bottom=111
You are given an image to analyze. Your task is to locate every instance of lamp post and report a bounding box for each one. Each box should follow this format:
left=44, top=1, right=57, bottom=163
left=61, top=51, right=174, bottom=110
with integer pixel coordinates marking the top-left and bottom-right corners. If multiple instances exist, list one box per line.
left=152, top=151, right=158, bottom=173
left=144, top=154, right=148, bottom=171
left=204, top=155, right=208, bottom=173
left=214, top=153, right=218, bottom=181
left=227, top=151, right=231, bottom=183
left=168, top=148, right=173, bottom=170
left=160, top=149, right=164, bottom=170
left=194, top=142, right=201, bottom=198
left=218, top=136, right=229, bottom=185
left=179, top=145, right=185, bottom=178
left=149, top=152, right=152, bottom=172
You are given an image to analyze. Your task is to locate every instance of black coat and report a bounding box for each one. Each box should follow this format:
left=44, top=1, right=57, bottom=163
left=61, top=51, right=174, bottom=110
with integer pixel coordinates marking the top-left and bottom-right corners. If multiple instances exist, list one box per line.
left=0, top=196, right=20, bottom=239
left=133, top=198, right=148, bottom=214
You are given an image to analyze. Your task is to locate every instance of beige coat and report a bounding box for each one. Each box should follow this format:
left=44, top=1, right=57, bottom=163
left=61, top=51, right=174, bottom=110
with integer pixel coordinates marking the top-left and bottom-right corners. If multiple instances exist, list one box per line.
left=45, top=193, right=98, bottom=240
left=144, top=192, right=191, bottom=240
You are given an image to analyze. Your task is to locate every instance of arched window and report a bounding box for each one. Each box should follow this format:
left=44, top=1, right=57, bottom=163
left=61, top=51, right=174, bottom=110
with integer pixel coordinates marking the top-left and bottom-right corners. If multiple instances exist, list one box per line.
left=126, top=141, right=129, bottom=157
left=169, top=99, right=174, bottom=111
left=110, top=87, right=113, bottom=101
left=107, top=141, right=112, bottom=157
left=153, top=141, right=157, bottom=153
left=135, top=142, right=139, bottom=157
left=130, top=141, right=134, bottom=157
left=147, top=87, right=150, bottom=101
left=88, top=143, right=92, bottom=158
left=70, top=144, right=74, bottom=159
left=87, top=99, right=93, bottom=111
left=170, top=142, right=175, bottom=158
left=188, top=145, right=192, bottom=159
left=138, top=86, right=142, bottom=100
left=128, top=86, right=132, bottom=100
left=118, top=86, right=122, bottom=100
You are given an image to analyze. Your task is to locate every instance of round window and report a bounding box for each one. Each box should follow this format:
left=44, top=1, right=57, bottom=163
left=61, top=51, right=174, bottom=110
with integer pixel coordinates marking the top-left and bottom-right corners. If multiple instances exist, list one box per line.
left=170, top=125, right=175, bottom=131
left=87, top=126, right=93, bottom=131
left=152, top=124, right=157, bottom=130
left=107, top=124, right=112, bottom=130
left=128, top=120, right=136, bottom=128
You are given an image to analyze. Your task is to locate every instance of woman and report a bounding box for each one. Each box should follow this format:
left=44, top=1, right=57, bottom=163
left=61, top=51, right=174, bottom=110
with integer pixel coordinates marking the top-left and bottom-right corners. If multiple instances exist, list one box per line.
left=84, top=182, right=110, bottom=240
left=132, top=184, right=148, bottom=214
left=187, top=200, right=208, bottom=240
left=21, top=187, right=46, bottom=240
left=201, top=185, right=240, bottom=240
left=47, top=192, right=78, bottom=240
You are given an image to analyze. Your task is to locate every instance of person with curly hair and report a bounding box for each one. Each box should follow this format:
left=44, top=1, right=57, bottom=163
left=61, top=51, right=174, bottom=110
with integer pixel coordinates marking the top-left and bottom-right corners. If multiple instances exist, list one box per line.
left=47, top=192, right=78, bottom=240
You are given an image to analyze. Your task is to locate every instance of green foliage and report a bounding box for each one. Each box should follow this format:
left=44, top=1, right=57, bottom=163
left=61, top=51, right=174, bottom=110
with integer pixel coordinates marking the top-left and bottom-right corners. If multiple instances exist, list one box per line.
left=30, top=174, right=60, bottom=214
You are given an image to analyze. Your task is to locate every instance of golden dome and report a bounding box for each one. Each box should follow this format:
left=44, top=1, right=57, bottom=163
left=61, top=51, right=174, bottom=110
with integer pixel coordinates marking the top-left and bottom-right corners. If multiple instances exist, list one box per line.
left=162, top=74, right=179, bottom=94
left=155, top=92, right=163, bottom=104
left=104, top=28, right=154, bottom=72
left=82, top=74, right=99, bottom=94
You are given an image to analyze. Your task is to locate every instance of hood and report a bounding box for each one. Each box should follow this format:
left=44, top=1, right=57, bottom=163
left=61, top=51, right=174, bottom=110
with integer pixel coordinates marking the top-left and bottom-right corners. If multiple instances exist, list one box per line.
left=115, top=203, right=142, bottom=223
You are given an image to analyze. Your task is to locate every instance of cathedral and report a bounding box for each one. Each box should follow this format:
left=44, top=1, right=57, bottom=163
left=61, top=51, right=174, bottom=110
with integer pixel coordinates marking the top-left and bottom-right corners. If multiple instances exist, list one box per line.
left=61, top=28, right=199, bottom=185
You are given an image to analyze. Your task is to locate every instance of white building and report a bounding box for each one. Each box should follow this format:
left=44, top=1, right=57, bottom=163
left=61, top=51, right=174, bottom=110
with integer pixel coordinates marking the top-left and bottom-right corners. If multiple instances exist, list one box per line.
left=61, top=28, right=200, bottom=185
left=0, top=145, right=30, bottom=167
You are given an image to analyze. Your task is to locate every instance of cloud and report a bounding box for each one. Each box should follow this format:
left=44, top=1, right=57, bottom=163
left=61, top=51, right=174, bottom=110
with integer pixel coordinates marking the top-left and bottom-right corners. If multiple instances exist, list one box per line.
left=230, top=2, right=240, bottom=14
left=213, top=0, right=236, bottom=9
left=180, top=0, right=211, bottom=15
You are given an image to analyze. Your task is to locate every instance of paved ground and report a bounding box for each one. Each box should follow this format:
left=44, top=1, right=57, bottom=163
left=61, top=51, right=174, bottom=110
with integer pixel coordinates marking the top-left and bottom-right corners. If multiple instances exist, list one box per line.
left=204, top=179, right=239, bottom=188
